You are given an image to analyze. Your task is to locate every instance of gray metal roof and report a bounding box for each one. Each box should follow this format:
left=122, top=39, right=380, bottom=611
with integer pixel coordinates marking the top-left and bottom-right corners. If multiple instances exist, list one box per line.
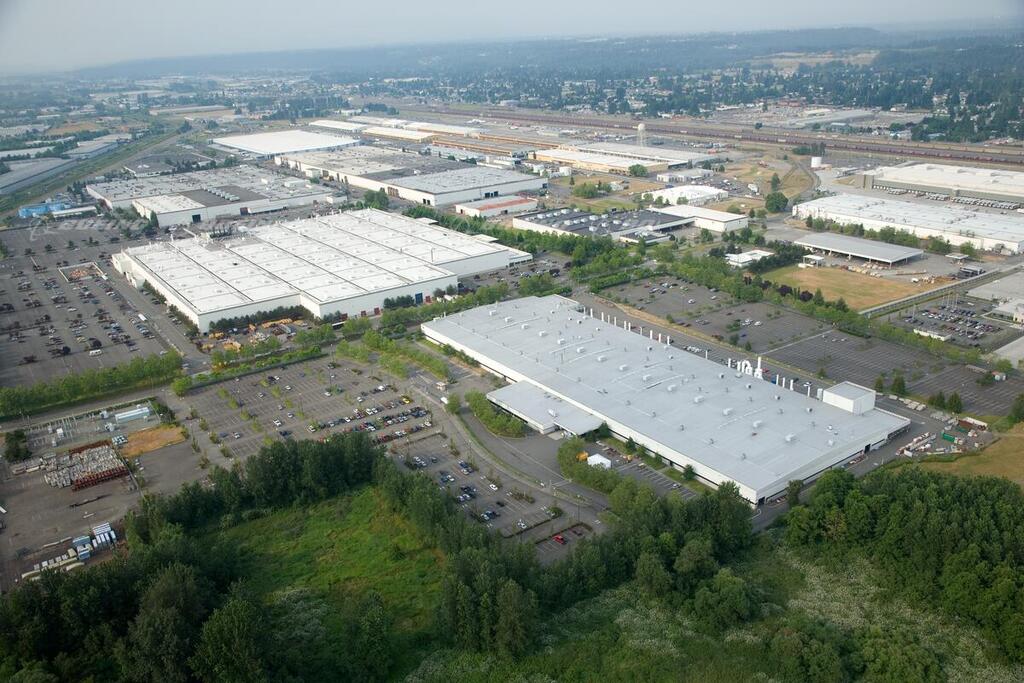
left=794, top=231, right=923, bottom=264
left=488, top=381, right=603, bottom=435
left=423, top=295, right=908, bottom=500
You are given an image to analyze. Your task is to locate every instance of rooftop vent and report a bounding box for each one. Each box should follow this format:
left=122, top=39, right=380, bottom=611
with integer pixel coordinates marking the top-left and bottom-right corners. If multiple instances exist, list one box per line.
left=785, top=434, right=796, bottom=443
left=752, top=419, right=763, bottom=428
left=723, top=407, right=733, bottom=416
left=577, top=347, right=585, bottom=353
left=667, top=384, right=676, bottom=392
left=806, top=407, right=813, bottom=413
left=521, top=323, right=529, bottom=329
left=718, top=373, right=725, bottom=379
left=538, top=330, right=548, bottom=337
left=597, top=355, right=606, bottom=362
left=619, top=364, right=628, bottom=371
left=694, top=396, right=704, bottom=404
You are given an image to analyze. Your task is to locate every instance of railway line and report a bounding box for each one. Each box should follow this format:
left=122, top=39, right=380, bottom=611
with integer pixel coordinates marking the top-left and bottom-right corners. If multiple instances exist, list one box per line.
left=406, top=105, right=1024, bottom=167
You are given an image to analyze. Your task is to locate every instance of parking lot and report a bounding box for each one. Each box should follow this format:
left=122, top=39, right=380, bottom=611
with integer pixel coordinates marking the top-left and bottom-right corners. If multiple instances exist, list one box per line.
left=604, top=276, right=736, bottom=322
left=186, top=355, right=437, bottom=461
left=769, top=329, right=1024, bottom=415
left=882, top=295, right=1021, bottom=352
left=0, top=224, right=173, bottom=387
left=397, top=431, right=567, bottom=542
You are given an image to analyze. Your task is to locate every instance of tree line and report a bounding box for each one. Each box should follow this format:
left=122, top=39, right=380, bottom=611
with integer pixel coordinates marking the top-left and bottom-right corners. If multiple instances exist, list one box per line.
left=0, top=352, right=182, bottom=419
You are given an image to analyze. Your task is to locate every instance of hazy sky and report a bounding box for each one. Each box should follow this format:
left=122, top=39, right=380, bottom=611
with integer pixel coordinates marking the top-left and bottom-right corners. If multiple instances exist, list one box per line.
left=1, top=0, right=1022, bottom=74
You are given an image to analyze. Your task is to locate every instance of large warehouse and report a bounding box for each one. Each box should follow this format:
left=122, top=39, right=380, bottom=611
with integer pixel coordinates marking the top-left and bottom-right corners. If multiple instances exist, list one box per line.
left=112, top=209, right=521, bottom=330
left=856, top=163, right=1024, bottom=205
left=86, top=167, right=334, bottom=226
left=211, top=130, right=359, bottom=157
left=422, top=295, right=909, bottom=504
left=574, top=142, right=717, bottom=168
left=532, top=148, right=671, bottom=174
left=792, top=195, right=1024, bottom=253
left=279, top=147, right=546, bottom=206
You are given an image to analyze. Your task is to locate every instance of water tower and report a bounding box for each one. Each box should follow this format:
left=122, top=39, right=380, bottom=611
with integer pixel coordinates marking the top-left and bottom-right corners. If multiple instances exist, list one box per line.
left=636, top=122, right=647, bottom=147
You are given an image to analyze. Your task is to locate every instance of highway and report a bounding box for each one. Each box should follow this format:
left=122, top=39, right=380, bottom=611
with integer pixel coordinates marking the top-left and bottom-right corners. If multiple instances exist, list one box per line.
left=402, top=104, right=1024, bottom=168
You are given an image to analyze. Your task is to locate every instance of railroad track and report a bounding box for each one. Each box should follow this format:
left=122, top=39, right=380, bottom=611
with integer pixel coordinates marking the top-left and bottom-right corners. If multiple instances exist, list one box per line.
left=406, top=105, right=1024, bottom=167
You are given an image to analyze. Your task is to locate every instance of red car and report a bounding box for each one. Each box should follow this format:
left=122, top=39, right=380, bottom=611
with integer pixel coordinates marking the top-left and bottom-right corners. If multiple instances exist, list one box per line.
left=553, top=534, right=567, bottom=545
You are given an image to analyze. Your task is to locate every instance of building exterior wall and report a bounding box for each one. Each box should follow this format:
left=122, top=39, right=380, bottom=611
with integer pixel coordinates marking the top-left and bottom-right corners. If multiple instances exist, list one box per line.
left=133, top=192, right=332, bottom=227
left=456, top=198, right=538, bottom=217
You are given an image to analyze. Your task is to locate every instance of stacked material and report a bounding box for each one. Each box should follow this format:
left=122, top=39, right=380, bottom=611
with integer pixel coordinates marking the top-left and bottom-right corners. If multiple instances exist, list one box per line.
left=43, top=445, right=127, bottom=489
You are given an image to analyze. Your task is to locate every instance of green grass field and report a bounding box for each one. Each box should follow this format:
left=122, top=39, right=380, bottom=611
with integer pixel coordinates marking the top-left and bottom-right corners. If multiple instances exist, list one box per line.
left=210, top=487, right=445, bottom=672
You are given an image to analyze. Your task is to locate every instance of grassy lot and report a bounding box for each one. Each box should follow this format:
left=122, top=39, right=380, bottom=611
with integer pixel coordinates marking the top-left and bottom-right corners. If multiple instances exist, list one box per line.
left=210, top=487, right=445, bottom=672
left=764, top=264, right=926, bottom=311
left=920, top=424, right=1024, bottom=487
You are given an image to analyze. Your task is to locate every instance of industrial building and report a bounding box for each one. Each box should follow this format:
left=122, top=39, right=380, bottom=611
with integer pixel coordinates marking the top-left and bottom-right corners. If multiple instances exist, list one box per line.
left=856, top=163, right=1024, bottom=205
left=532, top=148, right=670, bottom=174
left=512, top=208, right=688, bottom=243
left=86, top=166, right=335, bottom=226
left=211, top=130, right=359, bottom=157
left=793, top=232, right=923, bottom=265
left=112, top=208, right=524, bottom=331
left=310, top=119, right=368, bottom=133
left=278, top=147, right=546, bottom=206
left=792, top=195, right=1024, bottom=253
left=653, top=204, right=749, bottom=232
left=422, top=295, right=909, bottom=504
left=454, top=196, right=538, bottom=218
left=574, top=142, right=716, bottom=168
left=649, top=185, right=727, bottom=207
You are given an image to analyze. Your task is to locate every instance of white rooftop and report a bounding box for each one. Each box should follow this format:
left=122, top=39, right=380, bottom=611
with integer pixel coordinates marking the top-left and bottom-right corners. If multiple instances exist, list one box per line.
left=87, top=166, right=326, bottom=204
left=120, top=208, right=511, bottom=314
left=795, top=194, right=1024, bottom=246
left=650, top=185, right=726, bottom=204
left=577, top=142, right=715, bottom=166
left=392, top=166, right=538, bottom=194
left=653, top=204, right=747, bottom=222
left=212, top=130, right=358, bottom=155
left=362, top=126, right=436, bottom=142
left=422, top=295, right=908, bottom=500
left=538, top=148, right=657, bottom=169
left=867, top=163, right=1024, bottom=199
left=310, top=119, right=367, bottom=132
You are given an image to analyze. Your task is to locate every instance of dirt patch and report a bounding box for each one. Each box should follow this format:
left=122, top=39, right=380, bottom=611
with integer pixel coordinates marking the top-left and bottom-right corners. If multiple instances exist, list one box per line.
left=121, top=425, right=186, bottom=458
